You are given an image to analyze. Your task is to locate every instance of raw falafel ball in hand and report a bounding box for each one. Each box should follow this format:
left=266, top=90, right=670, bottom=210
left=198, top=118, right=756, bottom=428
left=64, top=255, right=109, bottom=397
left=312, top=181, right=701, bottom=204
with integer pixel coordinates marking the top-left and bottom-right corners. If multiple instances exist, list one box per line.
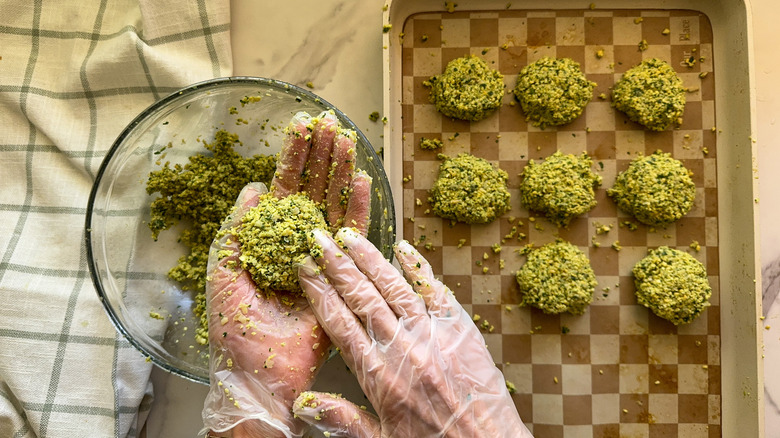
left=234, top=192, right=327, bottom=293
left=516, top=240, right=596, bottom=315
left=513, top=57, right=595, bottom=128
left=632, top=246, right=712, bottom=325
left=425, top=55, right=505, bottom=122
left=428, top=153, right=511, bottom=225
left=201, top=111, right=372, bottom=438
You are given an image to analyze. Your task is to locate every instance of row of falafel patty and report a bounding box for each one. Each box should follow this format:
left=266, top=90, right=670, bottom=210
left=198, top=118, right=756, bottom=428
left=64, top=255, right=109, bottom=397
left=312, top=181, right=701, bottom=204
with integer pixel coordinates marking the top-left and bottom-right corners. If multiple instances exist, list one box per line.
left=426, top=54, right=686, bottom=132
left=424, top=148, right=707, bottom=327
left=430, top=150, right=694, bottom=229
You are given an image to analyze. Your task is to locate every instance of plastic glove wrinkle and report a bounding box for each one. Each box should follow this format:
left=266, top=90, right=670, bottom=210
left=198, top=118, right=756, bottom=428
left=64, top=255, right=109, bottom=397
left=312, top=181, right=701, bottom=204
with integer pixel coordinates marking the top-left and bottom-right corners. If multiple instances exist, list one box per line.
left=271, top=112, right=313, bottom=198
left=296, top=257, right=371, bottom=365
left=298, top=229, right=534, bottom=437
left=394, top=241, right=454, bottom=318
left=337, top=228, right=428, bottom=319
left=302, top=111, right=338, bottom=202
left=202, top=180, right=329, bottom=438
left=313, top=230, right=397, bottom=342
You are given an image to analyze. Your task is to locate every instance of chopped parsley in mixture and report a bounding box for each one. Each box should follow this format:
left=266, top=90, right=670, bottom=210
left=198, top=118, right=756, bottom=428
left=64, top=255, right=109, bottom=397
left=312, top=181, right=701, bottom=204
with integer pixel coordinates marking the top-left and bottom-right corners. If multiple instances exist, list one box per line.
left=233, top=192, right=327, bottom=293
left=428, top=153, right=510, bottom=224
left=146, top=130, right=276, bottom=344
left=520, top=151, right=602, bottom=227
left=607, top=151, right=695, bottom=227
left=425, top=55, right=505, bottom=121
left=513, top=57, right=595, bottom=128
left=632, top=246, right=711, bottom=325
left=516, top=240, right=596, bottom=315
left=611, top=58, right=686, bottom=131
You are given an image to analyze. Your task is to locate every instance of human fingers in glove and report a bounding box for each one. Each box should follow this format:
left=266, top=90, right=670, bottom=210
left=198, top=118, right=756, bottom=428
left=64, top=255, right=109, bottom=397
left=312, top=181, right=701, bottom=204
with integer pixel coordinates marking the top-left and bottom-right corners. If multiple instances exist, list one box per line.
left=202, top=111, right=372, bottom=438
left=294, top=227, right=534, bottom=437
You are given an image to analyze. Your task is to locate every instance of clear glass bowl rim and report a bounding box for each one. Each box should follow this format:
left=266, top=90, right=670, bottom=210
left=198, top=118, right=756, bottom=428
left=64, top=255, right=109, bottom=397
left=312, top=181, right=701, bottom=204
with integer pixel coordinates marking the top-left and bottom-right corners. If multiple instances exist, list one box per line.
left=85, top=76, right=395, bottom=384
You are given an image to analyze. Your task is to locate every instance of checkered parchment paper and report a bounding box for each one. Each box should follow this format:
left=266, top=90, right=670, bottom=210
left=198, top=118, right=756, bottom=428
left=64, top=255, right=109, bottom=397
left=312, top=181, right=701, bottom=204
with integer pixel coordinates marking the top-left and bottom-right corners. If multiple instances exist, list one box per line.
left=399, top=9, right=720, bottom=438
left=0, top=1, right=231, bottom=437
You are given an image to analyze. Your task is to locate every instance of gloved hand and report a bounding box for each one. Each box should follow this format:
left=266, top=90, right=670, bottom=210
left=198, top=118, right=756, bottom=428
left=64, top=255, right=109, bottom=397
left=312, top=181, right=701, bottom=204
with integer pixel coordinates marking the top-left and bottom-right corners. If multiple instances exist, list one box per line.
left=201, top=111, right=372, bottom=438
left=293, top=228, right=534, bottom=437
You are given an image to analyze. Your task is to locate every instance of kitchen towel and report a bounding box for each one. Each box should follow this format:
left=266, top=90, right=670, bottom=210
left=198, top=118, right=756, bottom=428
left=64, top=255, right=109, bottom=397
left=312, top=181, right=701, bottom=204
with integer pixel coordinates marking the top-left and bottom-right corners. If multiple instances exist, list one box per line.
left=0, top=0, right=232, bottom=436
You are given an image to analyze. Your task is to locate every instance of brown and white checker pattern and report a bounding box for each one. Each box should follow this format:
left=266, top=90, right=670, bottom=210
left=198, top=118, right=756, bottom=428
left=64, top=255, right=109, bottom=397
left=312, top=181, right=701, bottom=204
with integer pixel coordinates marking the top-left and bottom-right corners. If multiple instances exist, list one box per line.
left=399, top=9, right=720, bottom=438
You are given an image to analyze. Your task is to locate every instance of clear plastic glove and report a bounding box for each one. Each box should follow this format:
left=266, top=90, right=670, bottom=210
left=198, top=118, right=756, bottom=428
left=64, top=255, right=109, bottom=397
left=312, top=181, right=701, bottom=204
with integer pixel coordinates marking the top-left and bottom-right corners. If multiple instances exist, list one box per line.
left=294, top=228, right=534, bottom=437
left=201, top=111, right=372, bottom=438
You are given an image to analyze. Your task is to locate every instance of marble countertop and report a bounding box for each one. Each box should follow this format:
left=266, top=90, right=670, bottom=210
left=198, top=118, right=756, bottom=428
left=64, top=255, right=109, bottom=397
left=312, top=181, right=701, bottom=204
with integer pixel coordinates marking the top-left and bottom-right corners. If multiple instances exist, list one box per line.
left=143, top=0, right=780, bottom=436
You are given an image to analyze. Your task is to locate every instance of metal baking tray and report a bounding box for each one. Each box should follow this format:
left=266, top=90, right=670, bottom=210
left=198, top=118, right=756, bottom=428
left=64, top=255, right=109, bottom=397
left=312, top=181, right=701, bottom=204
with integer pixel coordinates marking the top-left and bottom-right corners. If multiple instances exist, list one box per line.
left=382, top=0, right=762, bottom=436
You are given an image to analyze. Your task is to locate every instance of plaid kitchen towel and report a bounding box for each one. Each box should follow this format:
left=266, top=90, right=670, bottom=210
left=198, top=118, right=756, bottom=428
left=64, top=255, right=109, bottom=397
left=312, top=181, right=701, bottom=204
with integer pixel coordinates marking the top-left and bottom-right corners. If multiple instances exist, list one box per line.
left=0, top=0, right=232, bottom=436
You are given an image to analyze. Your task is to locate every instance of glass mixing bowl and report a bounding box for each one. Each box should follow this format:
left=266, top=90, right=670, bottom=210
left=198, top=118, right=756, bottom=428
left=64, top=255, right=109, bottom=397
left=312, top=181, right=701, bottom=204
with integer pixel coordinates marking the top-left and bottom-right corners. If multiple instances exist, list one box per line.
left=86, top=77, right=395, bottom=384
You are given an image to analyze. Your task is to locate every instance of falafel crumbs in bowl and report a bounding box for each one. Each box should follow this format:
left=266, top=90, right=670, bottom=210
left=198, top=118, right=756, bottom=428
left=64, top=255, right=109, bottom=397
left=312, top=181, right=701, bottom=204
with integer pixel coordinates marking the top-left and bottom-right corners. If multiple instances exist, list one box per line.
left=85, top=77, right=395, bottom=384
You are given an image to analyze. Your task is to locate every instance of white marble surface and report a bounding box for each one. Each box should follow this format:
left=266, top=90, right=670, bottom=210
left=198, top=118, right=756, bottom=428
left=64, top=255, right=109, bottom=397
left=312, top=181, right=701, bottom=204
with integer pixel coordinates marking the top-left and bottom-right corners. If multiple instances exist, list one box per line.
left=753, top=0, right=780, bottom=434
left=144, top=0, right=780, bottom=436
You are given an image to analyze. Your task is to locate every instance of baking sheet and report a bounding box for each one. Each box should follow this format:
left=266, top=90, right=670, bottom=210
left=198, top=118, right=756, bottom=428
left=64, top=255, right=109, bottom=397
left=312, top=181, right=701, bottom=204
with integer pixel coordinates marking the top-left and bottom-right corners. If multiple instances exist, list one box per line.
left=390, top=6, right=729, bottom=437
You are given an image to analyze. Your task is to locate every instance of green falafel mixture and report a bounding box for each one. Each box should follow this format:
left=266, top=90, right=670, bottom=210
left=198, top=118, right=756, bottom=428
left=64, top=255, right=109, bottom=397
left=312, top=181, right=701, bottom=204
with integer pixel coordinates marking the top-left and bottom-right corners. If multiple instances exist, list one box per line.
left=234, top=192, right=327, bottom=293
left=608, top=151, right=695, bottom=227
left=611, top=58, right=686, bottom=131
left=146, top=129, right=276, bottom=344
left=425, top=55, right=505, bottom=121
left=632, top=246, right=712, bottom=325
left=516, top=240, right=596, bottom=315
left=420, top=137, right=443, bottom=151
left=520, top=151, right=602, bottom=227
left=428, top=153, right=511, bottom=224
left=513, top=57, right=595, bottom=128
